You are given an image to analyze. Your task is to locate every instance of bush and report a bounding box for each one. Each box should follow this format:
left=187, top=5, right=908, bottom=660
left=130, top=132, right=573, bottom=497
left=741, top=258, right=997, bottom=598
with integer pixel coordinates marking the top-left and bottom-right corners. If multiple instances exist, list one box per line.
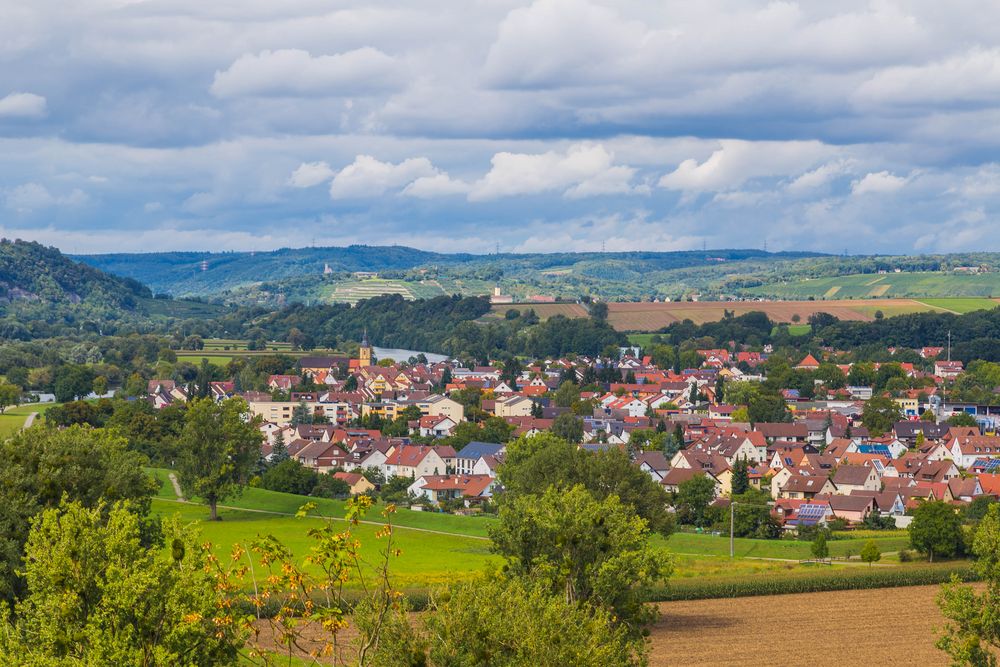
left=261, top=460, right=318, bottom=496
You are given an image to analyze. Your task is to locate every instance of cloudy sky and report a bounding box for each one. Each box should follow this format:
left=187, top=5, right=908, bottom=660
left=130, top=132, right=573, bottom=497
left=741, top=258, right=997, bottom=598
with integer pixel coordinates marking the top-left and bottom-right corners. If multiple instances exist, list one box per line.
left=2, top=0, right=1000, bottom=255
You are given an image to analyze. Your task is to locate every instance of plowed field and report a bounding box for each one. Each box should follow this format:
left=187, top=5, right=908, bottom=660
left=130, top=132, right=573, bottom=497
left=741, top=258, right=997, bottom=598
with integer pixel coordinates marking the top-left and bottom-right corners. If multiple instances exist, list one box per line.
left=649, top=584, right=953, bottom=666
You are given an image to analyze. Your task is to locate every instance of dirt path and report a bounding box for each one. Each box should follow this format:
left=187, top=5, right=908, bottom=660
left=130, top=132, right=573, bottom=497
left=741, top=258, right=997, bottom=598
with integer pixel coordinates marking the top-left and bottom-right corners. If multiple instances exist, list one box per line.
left=649, top=585, right=952, bottom=666
left=22, top=412, right=38, bottom=429
left=167, top=473, right=185, bottom=501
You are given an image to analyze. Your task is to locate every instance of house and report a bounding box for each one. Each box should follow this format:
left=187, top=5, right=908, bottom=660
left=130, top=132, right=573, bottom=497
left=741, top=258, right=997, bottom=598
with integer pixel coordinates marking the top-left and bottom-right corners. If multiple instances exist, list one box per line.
left=831, top=465, right=880, bottom=495
left=408, top=474, right=495, bottom=505
left=454, top=441, right=505, bottom=475
left=493, top=395, right=535, bottom=418
left=418, top=415, right=457, bottom=439
left=935, top=360, right=964, bottom=379
left=415, top=394, right=465, bottom=422
left=779, top=474, right=837, bottom=500
left=382, top=445, right=455, bottom=479
left=817, top=493, right=875, bottom=523
left=634, top=451, right=670, bottom=481
left=949, top=435, right=1000, bottom=469
left=661, top=468, right=721, bottom=496
left=332, top=471, right=376, bottom=495
left=947, top=477, right=983, bottom=502
left=893, top=421, right=950, bottom=446
left=850, top=489, right=906, bottom=516
left=756, top=422, right=809, bottom=444
left=795, top=354, right=821, bottom=371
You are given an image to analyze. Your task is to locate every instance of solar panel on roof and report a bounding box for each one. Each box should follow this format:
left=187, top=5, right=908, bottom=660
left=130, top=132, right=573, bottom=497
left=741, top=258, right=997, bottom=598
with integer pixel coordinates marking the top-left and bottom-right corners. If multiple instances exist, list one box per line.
left=797, top=504, right=828, bottom=522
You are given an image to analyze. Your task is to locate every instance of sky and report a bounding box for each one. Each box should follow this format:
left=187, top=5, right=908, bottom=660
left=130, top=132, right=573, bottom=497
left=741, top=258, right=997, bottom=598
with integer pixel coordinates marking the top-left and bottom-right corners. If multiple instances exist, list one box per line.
left=2, top=0, right=1000, bottom=255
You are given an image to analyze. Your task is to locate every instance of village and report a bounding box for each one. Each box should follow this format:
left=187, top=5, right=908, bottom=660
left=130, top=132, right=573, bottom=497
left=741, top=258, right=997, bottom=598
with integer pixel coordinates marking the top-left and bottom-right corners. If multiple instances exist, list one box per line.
left=140, top=331, right=1000, bottom=535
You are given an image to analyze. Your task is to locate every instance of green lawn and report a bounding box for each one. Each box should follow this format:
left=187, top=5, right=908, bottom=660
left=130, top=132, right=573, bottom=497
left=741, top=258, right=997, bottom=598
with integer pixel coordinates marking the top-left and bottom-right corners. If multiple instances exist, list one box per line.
left=917, top=297, right=999, bottom=314
left=0, top=402, right=61, bottom=437
left=627, top=333, right=661, bottom=347
left=151, top=498, right=497, bottom=589
left=148, top=470, right=917, bottom=592
left=657, top=531, right=910, bottom=560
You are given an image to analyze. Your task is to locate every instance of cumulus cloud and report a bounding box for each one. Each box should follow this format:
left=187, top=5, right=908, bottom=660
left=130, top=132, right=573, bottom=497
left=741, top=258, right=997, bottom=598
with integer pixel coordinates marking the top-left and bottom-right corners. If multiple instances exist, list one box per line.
left=854, top=48, right=1000, bottom=109
left=328, top=155, right=439, bottom=199
left=288, top=161, right=335, bottom=188
left=403, top=173, right=470, bottom=198
left=0, top=92, right=46, bottom=118
left=851, top=171, right=908, bottom=195
left=659, top=140, right=833, bottom=192
left=786, top=160, right=854, bottom=193
left=211, top=47, right=401, bottom=98
left=469, top=144, right=641, bottom=201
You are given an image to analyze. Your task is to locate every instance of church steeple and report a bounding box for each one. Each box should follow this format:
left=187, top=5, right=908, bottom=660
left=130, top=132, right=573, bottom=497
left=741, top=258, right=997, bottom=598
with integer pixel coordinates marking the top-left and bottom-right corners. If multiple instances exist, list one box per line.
left=358, top=329, right=372, bottom=367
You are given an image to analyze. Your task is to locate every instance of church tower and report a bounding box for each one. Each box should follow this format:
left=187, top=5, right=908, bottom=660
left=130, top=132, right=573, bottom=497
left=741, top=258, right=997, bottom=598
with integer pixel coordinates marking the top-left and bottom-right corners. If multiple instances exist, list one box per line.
left=358, top=329, right=372, bottom=368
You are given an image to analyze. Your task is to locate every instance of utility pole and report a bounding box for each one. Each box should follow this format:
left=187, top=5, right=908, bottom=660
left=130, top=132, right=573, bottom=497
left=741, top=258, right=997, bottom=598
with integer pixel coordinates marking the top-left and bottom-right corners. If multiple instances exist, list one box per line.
left=730, top=501, right=735, bottom=558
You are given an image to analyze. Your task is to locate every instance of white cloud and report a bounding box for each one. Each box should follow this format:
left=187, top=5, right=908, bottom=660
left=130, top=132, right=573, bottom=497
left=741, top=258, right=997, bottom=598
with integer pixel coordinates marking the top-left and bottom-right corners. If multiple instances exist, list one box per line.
left=328, top=155, right=438, bottom=199
left=469, top=143, right=640, bottom=201
left=787, top=160, right=854, bottom=193
left=4, top=183, right=86, bottom=212
left=288, top=161, right=335, bottom=188
left=851, top=171, right=908, bottom=195
left=659, top=140, right=833, bottom=192
left=0, top=92, right=46, bottom=118
left=211, top=47, right=401, bottom=98
left=854, top=48, right=1000, bottom=109
left=403, top=173, right=469, bottom=198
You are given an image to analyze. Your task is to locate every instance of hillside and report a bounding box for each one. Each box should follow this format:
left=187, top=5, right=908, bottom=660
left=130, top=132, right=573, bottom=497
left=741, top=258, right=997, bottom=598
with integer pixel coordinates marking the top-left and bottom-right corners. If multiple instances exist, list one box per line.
left=76, top=246, right=823, bottom=301
left=742, top=271, right=1000, bottom=299
left=0, top=239, right=226, bottom=339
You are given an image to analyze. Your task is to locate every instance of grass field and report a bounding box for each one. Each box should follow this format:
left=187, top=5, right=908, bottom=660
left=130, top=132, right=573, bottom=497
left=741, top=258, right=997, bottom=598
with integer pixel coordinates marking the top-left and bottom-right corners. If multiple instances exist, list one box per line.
left=149, top=469, right=922, bottom=594
left=177, top=354, right=234, bottom=366
left=746, top=271, right=1000, bottom=300
left=484, top=302, right=589, bottom=321
left=0, top=402, right=61, bottom=436
left=650, top=585, right=951, bottom=666
left=918, top=297, right=1000, bottom=314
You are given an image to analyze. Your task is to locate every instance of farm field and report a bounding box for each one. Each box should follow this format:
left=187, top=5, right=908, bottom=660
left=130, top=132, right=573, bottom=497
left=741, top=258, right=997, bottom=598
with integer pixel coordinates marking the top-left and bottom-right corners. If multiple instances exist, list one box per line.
left=485, top=302, right=590, bottom=320
left=649, top=584, right=951, bottom=666
left=745, top=271, right=1000, bottom=300
left=919, top=297, right=1000, bottom=313
left=605, top=299, right=947, bottom=330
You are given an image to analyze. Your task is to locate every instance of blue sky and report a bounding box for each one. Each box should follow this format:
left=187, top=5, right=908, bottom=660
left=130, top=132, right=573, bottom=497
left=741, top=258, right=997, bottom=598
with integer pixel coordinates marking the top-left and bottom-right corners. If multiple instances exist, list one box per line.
left=2, top=0, right=1000, bottom=254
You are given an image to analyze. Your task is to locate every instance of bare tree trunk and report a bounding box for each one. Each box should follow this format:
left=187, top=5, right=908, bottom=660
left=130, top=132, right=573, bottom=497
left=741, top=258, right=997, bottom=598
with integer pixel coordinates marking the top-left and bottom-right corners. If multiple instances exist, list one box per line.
left=209, top=497, right=219, bottom=521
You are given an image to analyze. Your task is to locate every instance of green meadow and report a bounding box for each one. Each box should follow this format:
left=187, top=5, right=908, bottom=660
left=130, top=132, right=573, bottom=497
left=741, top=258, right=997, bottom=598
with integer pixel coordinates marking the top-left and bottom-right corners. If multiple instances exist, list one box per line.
left=148, top=470, right=918, bottom=592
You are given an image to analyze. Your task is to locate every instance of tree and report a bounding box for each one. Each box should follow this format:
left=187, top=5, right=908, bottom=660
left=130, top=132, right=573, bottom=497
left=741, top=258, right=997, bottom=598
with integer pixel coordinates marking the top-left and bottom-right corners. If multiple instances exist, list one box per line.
left=920, top=409, right=938, bottom=422
left=811, top=530, right=829, bottom=559
left=731, top=457, right=750, bottom=495
left=92, top=375, right=108, bottom=397
left=343, top=374, right=359, bottom=391
left=52, top=363, right=95, bottom=402
left=589, top=302, right=609, bottom=320
left=675, top=474, right=716, bottom=527
left=0, top=501, right=243, bottom=665
left=948, top=412, right=979, bottom=428
left=553, top=380, right=581, bottom=408
left=0, top=426, right=155, bottom=603
left=489, top=485, right=670, bottom=633
left=262, top=459, right=318, bottom=495
left=176, top=398, right=262, bottom=521
left=909, top=500, right=963, bottom=562
left=861, top=395, right=902, bottom=436
left=498, top=433, right=674, bottom=535
left=725, top=488, right=781, bottom=539
left=425, top=575, right=644, bottom=667
left=552, top=412, right=584, bottom=443
left=747, top=393, right=791, bottom=424
left=270, top=430, right=289, bottom=463
left=0, top=383, right=20, bottom=413
left=860, top=540, right=881, bottom=568
left=937, top=504, right=1000, bottom=665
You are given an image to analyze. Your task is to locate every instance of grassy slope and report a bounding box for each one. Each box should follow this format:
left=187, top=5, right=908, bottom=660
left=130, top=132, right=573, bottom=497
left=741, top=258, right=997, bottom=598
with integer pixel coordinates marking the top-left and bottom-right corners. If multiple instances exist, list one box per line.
left=747, top=272, right=1000, bottom=299
left=917, top=297, right=1000, bottom=314
left=149, top=470, right=918, bottom=590
left=0, top=403, right=62, bottom=437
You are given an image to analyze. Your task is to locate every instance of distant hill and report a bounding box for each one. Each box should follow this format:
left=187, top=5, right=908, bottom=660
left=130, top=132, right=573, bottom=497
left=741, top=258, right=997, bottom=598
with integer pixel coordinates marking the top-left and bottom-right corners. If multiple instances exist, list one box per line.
left=0, top=239, right=150, bottom=310
left=75, top=246, right=822, bottom=300
left=0, top=239, right=225, bottom=339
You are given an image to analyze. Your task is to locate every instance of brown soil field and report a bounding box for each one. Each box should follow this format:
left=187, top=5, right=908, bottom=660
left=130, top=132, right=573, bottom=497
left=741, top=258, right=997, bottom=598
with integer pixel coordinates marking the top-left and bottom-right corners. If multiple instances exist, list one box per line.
left=606, top=299, right=942, bottom=331
left=649, top=585, right=951, bottom=666
left=253, top=585, right=970, bottom=666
